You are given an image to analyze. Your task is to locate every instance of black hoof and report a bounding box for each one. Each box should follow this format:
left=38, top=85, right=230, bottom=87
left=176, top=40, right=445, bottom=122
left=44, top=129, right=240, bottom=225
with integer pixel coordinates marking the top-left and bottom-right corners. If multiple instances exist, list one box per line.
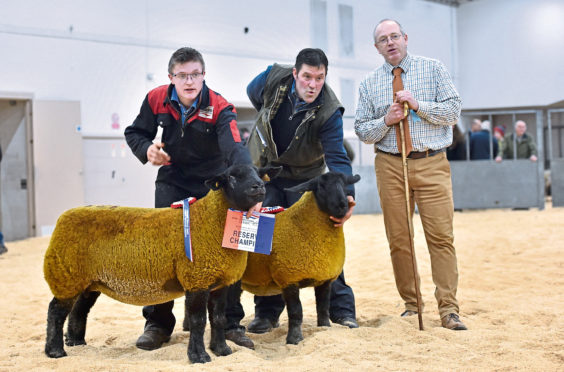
left=211, top=343, right=232, bottom=357
left=318, top=318, right=331, bottom=327
left=286, top=330, right=304, bottom=345
left=65, top=333, right=86, bottom=346
left=189, top=351, right=211, bottom=364
left=45, top=347, right=67, bottom=358
left=65, top=338, right=86, bottom=347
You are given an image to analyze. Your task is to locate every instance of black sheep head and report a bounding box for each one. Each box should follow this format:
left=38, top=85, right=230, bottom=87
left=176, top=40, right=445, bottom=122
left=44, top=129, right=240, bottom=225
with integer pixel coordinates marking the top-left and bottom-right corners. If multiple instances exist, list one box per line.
left=285, top=172, right=361, bottom=218
left=204, top=164, right=281, bottom=210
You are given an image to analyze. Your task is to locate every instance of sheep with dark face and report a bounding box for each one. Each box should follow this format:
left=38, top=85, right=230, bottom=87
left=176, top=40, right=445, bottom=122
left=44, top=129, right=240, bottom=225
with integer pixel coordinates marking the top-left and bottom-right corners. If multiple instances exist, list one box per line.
left=43, top=164, right=277, bottom=364
left=241, top=171, right=361, bottom=345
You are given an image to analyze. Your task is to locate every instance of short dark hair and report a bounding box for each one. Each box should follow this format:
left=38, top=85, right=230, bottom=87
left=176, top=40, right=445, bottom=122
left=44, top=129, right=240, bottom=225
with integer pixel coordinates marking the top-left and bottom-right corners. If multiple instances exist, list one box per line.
left=295, top=48, right=328, bottom=75
left=168, top=47, right=205, bottom=74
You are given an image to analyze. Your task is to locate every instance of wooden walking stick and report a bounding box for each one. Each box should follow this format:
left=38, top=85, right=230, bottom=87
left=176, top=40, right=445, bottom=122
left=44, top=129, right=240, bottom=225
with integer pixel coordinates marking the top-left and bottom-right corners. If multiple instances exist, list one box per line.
left=399, top=102, right=424, bottom=330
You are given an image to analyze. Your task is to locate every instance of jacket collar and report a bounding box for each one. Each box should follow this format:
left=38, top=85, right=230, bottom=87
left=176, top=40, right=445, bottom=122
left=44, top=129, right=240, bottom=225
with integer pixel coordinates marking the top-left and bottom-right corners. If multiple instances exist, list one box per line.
left=164, top=82, right=209, bottom=111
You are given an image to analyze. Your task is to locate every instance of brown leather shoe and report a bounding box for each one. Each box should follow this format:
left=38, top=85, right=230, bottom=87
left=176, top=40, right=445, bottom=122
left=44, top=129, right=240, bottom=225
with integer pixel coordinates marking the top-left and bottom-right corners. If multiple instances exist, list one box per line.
left=441, top=313, right=467, bottom=330
left=225, top=329, right=254, bottom=349
left=135, top=329, right=171, bottom=350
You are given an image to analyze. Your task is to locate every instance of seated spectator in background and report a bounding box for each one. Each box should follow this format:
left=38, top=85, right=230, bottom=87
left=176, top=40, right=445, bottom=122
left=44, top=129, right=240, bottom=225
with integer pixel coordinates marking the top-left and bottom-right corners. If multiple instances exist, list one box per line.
left=495, top=120, right=538, bottom=162
left=470, top=118, right=482, bottom=133
left=470, top=120, right=498, bottom=160
left=493, top=125, right=505, bottom=149
left=447, top=123, right=467, bottom=161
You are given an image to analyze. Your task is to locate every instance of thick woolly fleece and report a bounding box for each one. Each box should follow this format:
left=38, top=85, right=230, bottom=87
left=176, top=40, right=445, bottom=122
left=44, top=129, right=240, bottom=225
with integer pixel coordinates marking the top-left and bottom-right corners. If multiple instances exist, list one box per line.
left=241, top=191, right=345, bottom=296
left=44, top=189, right=248, bottom=305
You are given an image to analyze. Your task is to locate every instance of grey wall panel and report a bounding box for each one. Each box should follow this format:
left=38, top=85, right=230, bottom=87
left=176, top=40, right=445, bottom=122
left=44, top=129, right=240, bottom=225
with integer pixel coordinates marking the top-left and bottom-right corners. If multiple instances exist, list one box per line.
left=450, top=161, right=542, bottom=209
left=551, top=159, right=564, bottom=207
left=353, top=160, right=545, bottom=215
left=1, top=118, right=28, bottom=241
left=351, top=165, right=381, bottom=215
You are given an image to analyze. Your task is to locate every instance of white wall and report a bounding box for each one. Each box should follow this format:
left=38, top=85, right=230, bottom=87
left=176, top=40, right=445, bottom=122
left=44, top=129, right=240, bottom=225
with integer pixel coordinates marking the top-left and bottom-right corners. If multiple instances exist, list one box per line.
left=0, top=0, right=456, bottom=136
left=0, top=0, right=462, bottom=225
left=457, top=0, right=564, bottom=109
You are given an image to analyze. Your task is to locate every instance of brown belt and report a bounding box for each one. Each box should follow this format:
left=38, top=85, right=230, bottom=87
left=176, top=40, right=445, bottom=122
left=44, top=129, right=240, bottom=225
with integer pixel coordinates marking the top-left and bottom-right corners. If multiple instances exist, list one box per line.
left=377, top=148, right=446, bottom=159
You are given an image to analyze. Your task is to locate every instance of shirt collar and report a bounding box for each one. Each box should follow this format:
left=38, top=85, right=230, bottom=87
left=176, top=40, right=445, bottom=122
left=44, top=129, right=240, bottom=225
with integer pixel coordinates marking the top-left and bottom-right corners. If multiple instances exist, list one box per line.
left=290, top=79, right=323, bottom=109
left=383, top=53, right=412, bottom=75
left=171, top=87, right=199, bottom=111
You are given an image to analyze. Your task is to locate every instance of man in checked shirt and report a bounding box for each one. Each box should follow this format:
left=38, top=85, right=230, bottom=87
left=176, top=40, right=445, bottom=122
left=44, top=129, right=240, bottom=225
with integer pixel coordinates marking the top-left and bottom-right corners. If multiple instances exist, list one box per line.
left=354, top=19, right=467, bottom=330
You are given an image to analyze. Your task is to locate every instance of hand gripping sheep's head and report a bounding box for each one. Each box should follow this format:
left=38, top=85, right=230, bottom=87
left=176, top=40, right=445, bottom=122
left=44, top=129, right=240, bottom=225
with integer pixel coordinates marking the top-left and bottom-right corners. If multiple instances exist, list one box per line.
left=204, top=164, right=282, bottom=210
left=285, top=172, right=361, bottom=218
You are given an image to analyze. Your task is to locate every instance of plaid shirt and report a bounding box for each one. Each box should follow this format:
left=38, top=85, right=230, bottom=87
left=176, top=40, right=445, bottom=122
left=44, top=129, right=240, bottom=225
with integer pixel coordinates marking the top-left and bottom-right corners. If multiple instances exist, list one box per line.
left=354, top=53, right=461, bottom=153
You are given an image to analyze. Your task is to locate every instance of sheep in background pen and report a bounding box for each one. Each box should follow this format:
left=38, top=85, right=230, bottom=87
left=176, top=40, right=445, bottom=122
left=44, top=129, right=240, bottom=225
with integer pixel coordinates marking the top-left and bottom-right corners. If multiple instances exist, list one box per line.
left=241, top=171, right=361, bottom=345
left=43, top=164, right=279, bottom=364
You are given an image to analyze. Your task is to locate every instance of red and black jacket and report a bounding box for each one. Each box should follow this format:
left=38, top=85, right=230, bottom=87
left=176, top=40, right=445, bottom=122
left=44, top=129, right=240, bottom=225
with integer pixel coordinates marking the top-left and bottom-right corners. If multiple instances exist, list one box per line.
left=125, top=83, right=251, bottom=197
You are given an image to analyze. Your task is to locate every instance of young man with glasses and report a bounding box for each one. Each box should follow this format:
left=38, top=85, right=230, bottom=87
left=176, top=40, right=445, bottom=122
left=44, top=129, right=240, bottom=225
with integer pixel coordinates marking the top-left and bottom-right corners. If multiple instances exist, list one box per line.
left=125, top=47, right=260, bottom=351
left=224, top=48, right=359, bottom=346
left=354, top=19, right=467, bottom=330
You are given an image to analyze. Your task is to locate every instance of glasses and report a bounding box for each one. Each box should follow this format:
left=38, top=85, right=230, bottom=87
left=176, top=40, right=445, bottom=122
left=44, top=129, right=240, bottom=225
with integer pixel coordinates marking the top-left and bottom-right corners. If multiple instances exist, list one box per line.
left=172, top=72, right=204, bottom=81
left=376, top=33, right=403, bottom=46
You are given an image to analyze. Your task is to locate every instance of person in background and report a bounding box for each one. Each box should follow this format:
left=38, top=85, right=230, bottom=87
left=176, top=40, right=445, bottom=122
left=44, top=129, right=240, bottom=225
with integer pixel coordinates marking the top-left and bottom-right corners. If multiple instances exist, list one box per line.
left=470, top=118, right=482, bottom=133
left=495, top=120, right=537, bottom=162
left=354, top=19, right=467, bottom=331
left=224, top=48, right=359, bottom=346
left=493, top=125, right=506, bottom=151
left=124, top=46, right=260, bottom=351
left=470, top=120, right=498, bottom=160
left=447, top=123, right=467, bottom=161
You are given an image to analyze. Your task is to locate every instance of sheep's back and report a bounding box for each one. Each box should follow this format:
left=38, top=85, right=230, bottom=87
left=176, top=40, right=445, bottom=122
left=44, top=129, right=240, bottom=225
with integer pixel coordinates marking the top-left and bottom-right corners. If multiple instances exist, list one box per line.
left=44, top=193, right=247, bottom=304
left=44, top=206, right=185, bottom=304
left=242, top=192, right=345, bottom=293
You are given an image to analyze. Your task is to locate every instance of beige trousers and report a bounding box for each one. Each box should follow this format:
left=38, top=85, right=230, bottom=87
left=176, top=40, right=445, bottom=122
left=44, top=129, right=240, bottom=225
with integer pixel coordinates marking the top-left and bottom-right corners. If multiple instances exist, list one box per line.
left=375, top=151, right=459, bottom=318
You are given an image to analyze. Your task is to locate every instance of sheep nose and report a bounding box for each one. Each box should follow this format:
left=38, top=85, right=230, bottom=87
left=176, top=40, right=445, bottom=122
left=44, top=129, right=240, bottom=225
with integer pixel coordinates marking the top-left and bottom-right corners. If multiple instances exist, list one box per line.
left=250, top=183, right=266, bottom=195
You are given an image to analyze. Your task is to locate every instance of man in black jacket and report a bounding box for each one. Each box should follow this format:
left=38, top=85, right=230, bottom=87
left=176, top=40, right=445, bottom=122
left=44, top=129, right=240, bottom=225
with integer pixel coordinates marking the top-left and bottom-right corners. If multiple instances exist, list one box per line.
left=125, top=47, right=259, bottom=351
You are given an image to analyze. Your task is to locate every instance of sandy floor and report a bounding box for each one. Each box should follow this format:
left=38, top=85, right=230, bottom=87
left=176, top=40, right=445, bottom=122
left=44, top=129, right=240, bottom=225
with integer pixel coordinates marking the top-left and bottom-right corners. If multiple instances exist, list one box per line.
left=0, top=203, right=563, bottom=371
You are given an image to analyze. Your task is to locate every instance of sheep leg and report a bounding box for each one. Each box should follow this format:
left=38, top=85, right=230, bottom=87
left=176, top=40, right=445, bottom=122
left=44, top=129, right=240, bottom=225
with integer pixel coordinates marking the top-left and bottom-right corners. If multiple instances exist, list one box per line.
left=282, top=285, right=304, bottom=345
left=182, top=305, right=190, bottom=331
left=185, top=290, right=211, bottom=363
left=207, top=287, right=232, bottom=356
left=45, top=297, right=75, bottom=358
left=314, top=281, right=332, bottom=327
left=65, top=291, right=101, bottom=346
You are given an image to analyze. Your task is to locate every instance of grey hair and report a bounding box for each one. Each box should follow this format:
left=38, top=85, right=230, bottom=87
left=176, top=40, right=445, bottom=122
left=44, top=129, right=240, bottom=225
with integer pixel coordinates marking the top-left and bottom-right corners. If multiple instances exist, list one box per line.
left=373, top=19, right=406, bottom=42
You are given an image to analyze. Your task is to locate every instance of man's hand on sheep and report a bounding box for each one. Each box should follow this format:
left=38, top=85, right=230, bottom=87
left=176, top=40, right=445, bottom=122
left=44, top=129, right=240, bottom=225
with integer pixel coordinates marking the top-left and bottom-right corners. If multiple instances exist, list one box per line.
left=329, top=196, right=356, bottom=227
left=147, top=142, right=171, bottom=165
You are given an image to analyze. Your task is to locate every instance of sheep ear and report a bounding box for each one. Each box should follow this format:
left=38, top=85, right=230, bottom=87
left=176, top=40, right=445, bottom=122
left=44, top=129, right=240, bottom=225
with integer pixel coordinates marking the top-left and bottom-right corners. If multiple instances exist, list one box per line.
left=259, top=165, right=282, bottom=181
left=205, top=174, right=226, bottom=190
left=284, top=178, right=318, bottom=193
left=346, top=174, right=361, bottom=185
